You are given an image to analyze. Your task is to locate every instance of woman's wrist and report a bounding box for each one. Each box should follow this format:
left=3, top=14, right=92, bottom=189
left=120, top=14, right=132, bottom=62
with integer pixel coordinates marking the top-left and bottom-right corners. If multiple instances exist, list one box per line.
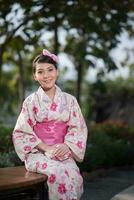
left=36, top=142, right=49, bottom=152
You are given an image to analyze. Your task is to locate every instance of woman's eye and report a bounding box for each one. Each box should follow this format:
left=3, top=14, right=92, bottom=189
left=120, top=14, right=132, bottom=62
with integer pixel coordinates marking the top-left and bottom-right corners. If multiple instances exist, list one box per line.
left=37, top=71, right=42, bottom=74
left=48, top=68, right=53, bottom=72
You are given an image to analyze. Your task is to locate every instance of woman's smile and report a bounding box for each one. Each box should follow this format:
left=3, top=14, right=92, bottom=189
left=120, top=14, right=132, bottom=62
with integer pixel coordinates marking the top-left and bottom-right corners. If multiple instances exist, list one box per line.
left=34, top=62, right=59, bottom=92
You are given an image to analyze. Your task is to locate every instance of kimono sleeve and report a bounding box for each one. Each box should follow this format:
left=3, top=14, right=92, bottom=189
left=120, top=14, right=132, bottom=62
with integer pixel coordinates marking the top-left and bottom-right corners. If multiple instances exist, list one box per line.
left=64, top=97, right=88, bottom=162
left=12, top=100, right=42, bottom=161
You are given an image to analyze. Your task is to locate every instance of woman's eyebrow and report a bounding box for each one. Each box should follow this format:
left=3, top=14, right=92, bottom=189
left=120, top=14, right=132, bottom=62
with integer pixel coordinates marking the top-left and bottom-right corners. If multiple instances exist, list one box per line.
left=47, top=65, right=54, bottom=69
left=36, top=66, right=54, bottom=71
left=37, top=68, right=43, bottom=71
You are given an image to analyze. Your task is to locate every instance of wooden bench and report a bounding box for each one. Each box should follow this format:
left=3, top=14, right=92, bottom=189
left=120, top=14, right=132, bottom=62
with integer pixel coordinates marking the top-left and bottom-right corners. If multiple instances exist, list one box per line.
left=0, top=166, right=48, bottom=200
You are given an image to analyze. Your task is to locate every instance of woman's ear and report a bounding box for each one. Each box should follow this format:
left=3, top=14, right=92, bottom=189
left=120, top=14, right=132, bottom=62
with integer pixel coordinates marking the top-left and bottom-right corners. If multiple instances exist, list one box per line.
left=33, top=74, right=37, bottom=81
left=56, top=69, right=59, bottom=78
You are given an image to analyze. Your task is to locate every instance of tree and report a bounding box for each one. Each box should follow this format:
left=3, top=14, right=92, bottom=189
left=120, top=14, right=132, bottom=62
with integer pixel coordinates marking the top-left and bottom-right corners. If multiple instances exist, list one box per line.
left=0, top=0, right=46, bottom=82
left=0, top=0, right=68, bottom=119
left=0, top=0, right=134, bottom=121
left=64, top=0, right=134, bottom=103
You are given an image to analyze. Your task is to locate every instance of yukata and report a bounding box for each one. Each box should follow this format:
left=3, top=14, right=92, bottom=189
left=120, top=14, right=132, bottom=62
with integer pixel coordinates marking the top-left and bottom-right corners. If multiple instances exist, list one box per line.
left=12, top=85, right=88, bottom=200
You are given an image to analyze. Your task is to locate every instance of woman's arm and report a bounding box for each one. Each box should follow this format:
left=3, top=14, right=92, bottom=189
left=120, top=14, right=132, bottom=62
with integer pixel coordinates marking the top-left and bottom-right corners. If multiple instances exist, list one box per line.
left=64, top=97, right=88, bottom=162
left=36, top=142, right=57, bottom=154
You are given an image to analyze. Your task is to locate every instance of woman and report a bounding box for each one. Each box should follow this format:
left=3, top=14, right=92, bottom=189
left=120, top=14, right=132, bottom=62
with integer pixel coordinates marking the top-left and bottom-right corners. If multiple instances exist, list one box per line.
left=12, top=49, right=88, bottom=200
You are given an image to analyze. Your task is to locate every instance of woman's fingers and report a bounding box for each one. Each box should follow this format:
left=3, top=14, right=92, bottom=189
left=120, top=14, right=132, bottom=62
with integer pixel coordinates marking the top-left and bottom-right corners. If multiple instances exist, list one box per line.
left=54, top=144, right=69, bottom=157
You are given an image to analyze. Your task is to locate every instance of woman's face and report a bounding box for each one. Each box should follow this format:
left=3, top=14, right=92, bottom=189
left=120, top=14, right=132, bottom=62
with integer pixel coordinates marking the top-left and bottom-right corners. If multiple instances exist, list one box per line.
left=34, top=62, right=58, bottom=91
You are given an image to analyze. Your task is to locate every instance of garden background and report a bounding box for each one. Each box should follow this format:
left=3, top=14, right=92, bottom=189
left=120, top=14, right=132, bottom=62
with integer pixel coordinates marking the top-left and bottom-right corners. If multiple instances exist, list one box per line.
left=0, top=0, right=134, bottom=172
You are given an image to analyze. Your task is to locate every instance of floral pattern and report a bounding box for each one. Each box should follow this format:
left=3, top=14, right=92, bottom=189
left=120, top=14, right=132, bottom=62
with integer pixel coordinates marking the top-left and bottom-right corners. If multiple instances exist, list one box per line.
left=50, top=102, right=57, bottom=111
left=12, top=85, right=88, bottom=200
left=58, top=183, right=67, bottom=194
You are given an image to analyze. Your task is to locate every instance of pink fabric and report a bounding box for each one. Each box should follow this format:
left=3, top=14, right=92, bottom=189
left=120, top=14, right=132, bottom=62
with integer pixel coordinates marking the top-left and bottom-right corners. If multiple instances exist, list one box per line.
left=33, top=120, right=68, bottom=145
left=12, top=86, right=87, bottom=199
left=42, top=49, right=58, bottom=63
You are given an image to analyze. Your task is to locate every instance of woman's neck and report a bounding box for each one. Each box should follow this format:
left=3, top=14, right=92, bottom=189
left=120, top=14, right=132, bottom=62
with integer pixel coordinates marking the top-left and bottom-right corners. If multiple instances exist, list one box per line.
left=44, top=86, right=56, bottom=100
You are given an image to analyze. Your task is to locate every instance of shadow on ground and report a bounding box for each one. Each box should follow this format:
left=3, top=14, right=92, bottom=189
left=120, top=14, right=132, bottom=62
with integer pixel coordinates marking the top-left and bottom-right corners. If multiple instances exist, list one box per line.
left=81, top=166, right=134, bottom=200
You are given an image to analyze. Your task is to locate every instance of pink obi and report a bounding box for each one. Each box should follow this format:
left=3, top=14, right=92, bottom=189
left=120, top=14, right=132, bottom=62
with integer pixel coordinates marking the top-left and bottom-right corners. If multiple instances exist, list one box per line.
left=33, top=120, right=68, bottom=145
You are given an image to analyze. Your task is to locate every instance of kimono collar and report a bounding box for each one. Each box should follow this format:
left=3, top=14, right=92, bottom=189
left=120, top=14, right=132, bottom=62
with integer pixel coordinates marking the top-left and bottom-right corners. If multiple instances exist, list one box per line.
left=37, top=85, right=62, bottom=103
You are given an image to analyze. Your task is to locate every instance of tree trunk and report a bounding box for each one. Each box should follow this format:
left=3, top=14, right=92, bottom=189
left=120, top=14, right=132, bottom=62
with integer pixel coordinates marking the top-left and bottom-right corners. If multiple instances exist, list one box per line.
left=54, top=15, right=59, bottom=54
left=18, top=52, right=25, bottom=107
left=0, top=47, right=4, bottom=84
left=76, top=63, right=82, bottom=105
left=0, top=19, right=31, bottom=85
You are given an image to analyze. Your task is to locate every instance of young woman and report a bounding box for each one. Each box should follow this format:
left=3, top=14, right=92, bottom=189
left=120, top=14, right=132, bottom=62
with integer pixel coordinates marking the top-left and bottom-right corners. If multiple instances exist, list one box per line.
left=12, top=49, right=88, bottom=200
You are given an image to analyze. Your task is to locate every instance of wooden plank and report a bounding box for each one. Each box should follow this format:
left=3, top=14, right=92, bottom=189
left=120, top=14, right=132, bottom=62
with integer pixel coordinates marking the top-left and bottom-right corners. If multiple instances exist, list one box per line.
left=0, top=166, right=47, bottom=191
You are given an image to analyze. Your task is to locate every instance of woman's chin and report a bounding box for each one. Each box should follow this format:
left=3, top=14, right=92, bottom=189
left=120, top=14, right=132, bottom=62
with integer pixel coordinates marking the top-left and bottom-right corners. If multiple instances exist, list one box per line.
left=41, top=85, right=55, bottom=91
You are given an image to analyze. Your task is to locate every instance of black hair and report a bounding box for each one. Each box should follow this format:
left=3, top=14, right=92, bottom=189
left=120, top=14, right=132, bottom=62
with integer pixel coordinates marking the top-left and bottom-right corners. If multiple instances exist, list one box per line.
left=32, top=54, right=57, bottom=73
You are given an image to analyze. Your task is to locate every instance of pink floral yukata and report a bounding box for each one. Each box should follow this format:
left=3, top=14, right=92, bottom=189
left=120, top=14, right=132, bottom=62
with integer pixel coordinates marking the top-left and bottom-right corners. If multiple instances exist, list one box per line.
left=12, top=85, right=88, bottom=200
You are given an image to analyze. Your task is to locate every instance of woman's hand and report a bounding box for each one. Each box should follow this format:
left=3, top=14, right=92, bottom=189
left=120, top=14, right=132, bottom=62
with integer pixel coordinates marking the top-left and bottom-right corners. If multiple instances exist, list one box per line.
left=53, top=143, right=70, bottom=158
left=45, top=145, right=57, bottom=154
left=36, top=142, right=71, bottom=160
left=36, top=142, right=57, bottom=154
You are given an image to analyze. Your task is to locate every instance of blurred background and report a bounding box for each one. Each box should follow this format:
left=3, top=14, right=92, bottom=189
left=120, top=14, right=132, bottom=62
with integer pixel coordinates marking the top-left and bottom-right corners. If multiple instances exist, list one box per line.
left=0, top=0, right=134, bottom=171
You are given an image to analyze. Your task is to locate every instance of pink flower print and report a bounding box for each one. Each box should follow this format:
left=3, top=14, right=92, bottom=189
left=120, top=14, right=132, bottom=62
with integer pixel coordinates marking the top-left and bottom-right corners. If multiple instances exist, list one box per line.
left=58, top=183, right=67, bottom=194
left=15, top=129, right=23, bottom=133
left=70, top=125, right=76, bottom=129
left=29, top=137, right=36, bottom=142
left=70, top=184, right=73, bottom=191
left=73, top=111, right=76, bottom=117
left=21, top=106, right=26, bottom=113
left=42, top=162, right=47, bottom=170
left=75, top=169, right=80, bottom=175
left=77, top=141, right=83, bottom=149
left=33, top=106, right=38, bottom=114
left=69, top=184, right=73, bottom=192
left=24, top=154, right=29, bottom=161
left=65, top=170, right=69, bottom=177
left=80, top=182, right=83, bottom=190
left=27, top=118, right=33, bottom=127
left=50, top=102, right=57, bottom=111
left=24, top=145, right=31, bottom=152
left=69, top=132, right=74, bottom=136
left=48, top=174, right=56, bottom=184
left=36, top=161, right=40, bottom=169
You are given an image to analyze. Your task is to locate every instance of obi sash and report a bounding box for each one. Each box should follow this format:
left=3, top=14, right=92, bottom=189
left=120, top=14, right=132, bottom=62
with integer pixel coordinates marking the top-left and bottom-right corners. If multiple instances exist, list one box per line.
left=33, top=120, right=68, bottom=145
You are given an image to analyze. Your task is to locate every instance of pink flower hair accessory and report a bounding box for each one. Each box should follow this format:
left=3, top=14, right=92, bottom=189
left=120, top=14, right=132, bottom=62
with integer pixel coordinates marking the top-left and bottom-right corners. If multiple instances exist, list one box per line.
left=42, top=49, right=58, bottom=63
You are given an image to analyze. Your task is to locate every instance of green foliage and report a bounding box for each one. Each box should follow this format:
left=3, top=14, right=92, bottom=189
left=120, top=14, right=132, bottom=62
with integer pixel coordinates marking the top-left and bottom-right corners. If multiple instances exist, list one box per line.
left=79, top=121, right=134, bottom=172
left=90, top=120, right=134, bottom=141
left=0, top=124, right=22, bottom=167
left=0, top=124, right=13, bottom=152
left=0, top=0, right=133, bottom=109
left=0, top=152, right=15, bottom=168
left=0, top=0, right=134, bottom=170
left=0, top=151, right=22, bottom=168
left=90, top=76, right=134, bottom=97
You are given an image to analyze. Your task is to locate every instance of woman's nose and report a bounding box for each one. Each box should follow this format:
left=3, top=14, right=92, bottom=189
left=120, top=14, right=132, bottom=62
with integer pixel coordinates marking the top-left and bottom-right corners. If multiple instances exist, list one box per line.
left=43, top=71, right=48, bottom=77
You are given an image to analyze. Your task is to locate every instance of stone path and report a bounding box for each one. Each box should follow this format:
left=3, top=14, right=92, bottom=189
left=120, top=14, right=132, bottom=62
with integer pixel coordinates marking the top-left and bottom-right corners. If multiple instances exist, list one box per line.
left=81, top=167, right=134, bottom=200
